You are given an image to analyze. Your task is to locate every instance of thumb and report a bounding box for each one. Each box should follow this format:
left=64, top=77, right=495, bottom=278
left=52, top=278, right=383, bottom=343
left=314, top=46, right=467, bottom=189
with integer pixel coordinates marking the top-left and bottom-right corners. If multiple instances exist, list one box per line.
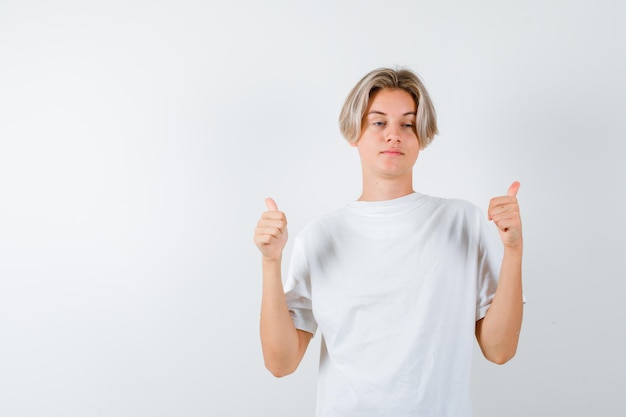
left=507, top=181, right=521, bottom=197
left=265, top=197, right=279, bottom=212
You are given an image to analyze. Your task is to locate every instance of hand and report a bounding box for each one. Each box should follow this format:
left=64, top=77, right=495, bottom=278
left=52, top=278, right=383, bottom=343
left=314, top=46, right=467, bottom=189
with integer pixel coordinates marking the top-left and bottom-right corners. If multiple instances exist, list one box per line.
left=254, top=198, right=288, bottom=261
left=488, top=182, right=523, bottom=250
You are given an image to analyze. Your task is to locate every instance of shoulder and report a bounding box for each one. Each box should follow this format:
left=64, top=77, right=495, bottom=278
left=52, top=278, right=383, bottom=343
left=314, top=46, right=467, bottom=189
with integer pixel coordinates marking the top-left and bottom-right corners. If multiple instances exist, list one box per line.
left=294, top=206, right=349, bottom=242
left=422, top=194, right=484, bottom=219
left=416, top=196, right=492, bottom=243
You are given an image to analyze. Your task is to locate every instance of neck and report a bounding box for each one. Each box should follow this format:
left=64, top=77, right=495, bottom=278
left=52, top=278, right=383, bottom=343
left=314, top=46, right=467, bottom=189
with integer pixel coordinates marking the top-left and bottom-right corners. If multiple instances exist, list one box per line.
left=358, top=176, right=415, bottom=202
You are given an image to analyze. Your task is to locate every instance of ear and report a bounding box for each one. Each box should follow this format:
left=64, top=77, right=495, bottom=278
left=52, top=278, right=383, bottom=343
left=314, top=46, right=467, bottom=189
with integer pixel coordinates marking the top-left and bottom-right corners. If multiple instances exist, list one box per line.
left=349, top=139, right=359, bottom=148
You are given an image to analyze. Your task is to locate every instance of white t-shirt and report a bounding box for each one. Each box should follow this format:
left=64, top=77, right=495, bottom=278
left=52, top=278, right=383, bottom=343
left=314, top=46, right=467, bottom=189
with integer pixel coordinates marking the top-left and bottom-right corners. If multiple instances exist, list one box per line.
left=284, top=192, right=503, bottom=417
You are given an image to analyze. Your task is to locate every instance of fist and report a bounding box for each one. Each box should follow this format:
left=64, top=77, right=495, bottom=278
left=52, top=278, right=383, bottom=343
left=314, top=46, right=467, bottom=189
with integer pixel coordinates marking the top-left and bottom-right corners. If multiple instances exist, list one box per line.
left=488, top=182, right=523, bottom=250
left=254, top=198, right=288, bottom=260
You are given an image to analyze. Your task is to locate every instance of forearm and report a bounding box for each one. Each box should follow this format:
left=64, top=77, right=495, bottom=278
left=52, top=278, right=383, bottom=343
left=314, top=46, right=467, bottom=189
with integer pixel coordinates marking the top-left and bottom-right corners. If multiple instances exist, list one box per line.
left=476, top=247, right=523, bottom=364
left=259, top=257, right=303, bottom=377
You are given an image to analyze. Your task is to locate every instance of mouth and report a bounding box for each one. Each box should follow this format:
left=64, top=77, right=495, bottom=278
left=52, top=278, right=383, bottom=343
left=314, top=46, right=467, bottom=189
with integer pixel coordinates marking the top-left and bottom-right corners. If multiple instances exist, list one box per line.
left=380, top=149, right=404, bottom=156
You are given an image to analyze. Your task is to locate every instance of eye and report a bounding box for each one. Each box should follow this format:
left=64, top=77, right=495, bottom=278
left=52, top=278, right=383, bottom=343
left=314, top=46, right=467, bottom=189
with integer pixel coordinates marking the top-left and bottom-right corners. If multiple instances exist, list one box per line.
left=403, top=123, right=414, bottom=128
left=373, top=121, right=385, bottom=126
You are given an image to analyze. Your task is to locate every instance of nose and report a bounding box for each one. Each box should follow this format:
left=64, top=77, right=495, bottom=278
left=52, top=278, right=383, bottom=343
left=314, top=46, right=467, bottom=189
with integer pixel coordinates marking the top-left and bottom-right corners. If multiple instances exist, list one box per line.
left=385, top=125, right=402, bottom=142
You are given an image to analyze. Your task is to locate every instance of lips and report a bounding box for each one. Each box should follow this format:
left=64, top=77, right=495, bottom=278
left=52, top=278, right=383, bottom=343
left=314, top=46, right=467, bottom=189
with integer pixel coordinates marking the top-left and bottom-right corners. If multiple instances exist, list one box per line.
left=380, top=149, right=404, bottom=155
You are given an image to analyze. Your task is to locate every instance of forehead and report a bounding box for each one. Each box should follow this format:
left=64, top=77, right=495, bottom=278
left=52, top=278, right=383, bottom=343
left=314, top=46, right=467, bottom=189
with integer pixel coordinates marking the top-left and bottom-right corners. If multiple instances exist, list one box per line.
left=366, top=88, right=416, bottom=114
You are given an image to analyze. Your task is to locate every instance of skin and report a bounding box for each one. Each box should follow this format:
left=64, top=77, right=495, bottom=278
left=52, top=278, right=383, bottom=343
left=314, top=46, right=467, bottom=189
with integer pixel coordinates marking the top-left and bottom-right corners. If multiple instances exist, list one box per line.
left=350, top=88, right=421, bottom=201
left=254, top=88, right=523, bottom=376
left=254, top=197, right=312, bottom=377
left=477, top=181, right=523, bottom=364
left=354, top=89, right=524, bottom=363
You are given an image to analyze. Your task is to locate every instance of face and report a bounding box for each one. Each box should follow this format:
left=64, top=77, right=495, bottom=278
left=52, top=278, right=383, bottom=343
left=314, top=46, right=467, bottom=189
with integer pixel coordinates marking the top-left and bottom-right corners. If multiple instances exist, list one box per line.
left=352, top=88, right=420, bottom=181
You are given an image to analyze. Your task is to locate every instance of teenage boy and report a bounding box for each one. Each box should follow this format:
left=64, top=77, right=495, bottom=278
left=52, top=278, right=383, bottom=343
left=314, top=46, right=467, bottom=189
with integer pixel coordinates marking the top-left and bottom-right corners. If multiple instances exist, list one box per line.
left=254, top=67, right=523, bottom=417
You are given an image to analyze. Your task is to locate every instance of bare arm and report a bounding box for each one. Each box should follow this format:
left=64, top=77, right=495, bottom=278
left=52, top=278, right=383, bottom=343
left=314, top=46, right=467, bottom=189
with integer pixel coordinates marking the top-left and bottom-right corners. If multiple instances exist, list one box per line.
left=475, top=182, right=524, bottom=364
left=254, top=198, right=312, bottom=377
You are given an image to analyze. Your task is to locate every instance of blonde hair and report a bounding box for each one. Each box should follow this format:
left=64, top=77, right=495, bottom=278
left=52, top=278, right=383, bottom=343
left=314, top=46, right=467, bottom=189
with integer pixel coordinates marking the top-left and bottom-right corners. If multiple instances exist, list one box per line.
left=339, top=67, right=438, bottom=148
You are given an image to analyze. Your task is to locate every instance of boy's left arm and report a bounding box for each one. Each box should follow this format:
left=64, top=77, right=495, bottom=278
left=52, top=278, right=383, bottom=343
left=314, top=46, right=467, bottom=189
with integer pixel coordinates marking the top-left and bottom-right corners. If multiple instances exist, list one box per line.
left=475, top=181, right=524, bottom=364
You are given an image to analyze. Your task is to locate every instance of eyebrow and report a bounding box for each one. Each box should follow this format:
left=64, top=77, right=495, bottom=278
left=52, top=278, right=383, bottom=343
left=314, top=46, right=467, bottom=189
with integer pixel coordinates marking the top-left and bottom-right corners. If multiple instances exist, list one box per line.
left=367, top=111, right=417, bottom=116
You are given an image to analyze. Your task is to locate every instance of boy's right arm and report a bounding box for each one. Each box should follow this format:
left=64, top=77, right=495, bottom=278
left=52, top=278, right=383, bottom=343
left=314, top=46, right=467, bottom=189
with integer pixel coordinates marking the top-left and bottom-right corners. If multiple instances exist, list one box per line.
left=254, top=198, right=312, bottom=377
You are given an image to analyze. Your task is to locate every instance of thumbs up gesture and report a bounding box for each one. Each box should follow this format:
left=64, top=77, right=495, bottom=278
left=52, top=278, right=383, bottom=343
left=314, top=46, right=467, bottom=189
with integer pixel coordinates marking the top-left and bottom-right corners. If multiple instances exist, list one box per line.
left=488, top=182, right=523, bottom=250
left=254, top=198, right=289, bottom=261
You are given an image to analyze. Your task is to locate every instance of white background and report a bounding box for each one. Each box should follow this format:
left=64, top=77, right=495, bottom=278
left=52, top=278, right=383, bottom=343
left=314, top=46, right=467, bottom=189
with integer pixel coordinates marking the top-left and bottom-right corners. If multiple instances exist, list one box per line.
left=1, top=0, right=625, bottom=416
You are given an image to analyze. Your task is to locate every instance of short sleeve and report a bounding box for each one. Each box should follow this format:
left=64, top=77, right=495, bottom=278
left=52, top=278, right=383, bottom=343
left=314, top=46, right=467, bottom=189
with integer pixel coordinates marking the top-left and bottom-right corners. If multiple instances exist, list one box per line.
left=284, top=236, right=318, bottom=335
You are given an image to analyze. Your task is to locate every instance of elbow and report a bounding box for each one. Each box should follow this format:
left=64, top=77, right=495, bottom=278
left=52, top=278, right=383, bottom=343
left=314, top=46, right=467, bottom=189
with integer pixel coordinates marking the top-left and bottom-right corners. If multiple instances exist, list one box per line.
left=484, top=349, right=517, bottom=365
left=265, top=361, right=297, bottom=378
left=268, top=369, right=293, bottom=378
